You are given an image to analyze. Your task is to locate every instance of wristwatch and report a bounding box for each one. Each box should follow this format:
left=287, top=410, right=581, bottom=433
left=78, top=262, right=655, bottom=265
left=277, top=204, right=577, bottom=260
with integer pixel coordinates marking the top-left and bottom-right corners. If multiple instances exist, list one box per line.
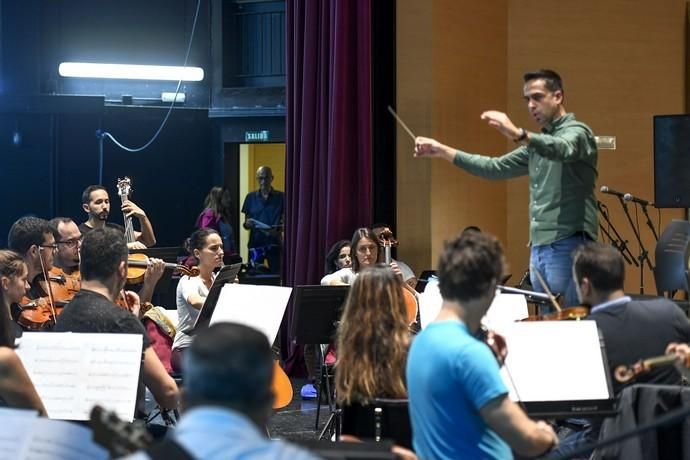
left=514, top=128, right=528, bottom=143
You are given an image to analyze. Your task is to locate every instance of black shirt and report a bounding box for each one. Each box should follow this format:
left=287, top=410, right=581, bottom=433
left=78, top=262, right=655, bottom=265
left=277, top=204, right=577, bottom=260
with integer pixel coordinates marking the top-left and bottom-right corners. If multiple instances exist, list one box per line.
left=78, top=221, right=126, bottom=236
left=590, top=298, right=690, bottom=394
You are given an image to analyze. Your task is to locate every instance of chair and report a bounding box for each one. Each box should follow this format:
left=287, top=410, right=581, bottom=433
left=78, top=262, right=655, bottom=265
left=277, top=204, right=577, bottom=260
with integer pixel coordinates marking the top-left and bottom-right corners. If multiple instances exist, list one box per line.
left=654, top=220, right=690, bottom=297
left=339, top=398, right=413, bottom=450
left=593, top=384, right=690, bottom=460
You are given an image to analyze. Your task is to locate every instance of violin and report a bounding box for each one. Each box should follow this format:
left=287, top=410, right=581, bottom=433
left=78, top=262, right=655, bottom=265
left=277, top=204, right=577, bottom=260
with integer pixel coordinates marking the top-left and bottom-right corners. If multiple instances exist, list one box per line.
left=17, top=296, right=66, bottom=330
left=125, top=253, right=200, bottom=284
left=48, top=267, right=81, bottom=303
left=476, top=325, right=508, bottom=366
left=614, top=352, right=690, bottom=384
left=522, top=266, right=589, bottom=321
left=377, top=229, right=418, bottom=325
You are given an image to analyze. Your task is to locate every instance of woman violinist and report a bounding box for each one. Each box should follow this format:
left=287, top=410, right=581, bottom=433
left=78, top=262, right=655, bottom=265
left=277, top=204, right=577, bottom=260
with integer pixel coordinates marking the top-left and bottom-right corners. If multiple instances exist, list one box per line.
left=0, top=250, right=47, bottom=415
left=171, top=229, right=225, bottom=373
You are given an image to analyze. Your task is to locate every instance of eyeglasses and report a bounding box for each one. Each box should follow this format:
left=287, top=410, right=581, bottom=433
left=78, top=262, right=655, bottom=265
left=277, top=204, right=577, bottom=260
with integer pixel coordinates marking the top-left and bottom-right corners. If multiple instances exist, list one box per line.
left=39, top=244, right=58, bottom=252
left=57, top=239, right=81, bottom=248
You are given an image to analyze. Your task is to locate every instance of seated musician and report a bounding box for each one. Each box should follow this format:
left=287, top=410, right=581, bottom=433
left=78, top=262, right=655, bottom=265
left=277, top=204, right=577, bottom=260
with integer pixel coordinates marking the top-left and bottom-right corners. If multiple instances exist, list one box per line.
left=49, top=217, right=82, bottom=276
left=7, top=217, right=59, bottom=323
left=54, top=227, right=179, bottom=416
left=406, top=231, right=557, bottom=459
left=321, top=227, right=405, bottom=286
left=551, top=242, right=690, bottom=457
left=124, top=323, right=318, bottom=460
left=0, top=250, right=47, bottom=415
left=335, top=265, right=410, bottom=405
left=170, top=229, right=224, bottom=374
left=79, top=184, right=156, bottom=250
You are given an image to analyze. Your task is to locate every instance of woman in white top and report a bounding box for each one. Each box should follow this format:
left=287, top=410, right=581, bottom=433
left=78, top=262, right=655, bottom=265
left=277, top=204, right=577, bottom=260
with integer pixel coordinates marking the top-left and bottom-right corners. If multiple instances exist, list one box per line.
left=321, top=228, right=380, bottom=285
left=171, top=228, right=224, bottom=373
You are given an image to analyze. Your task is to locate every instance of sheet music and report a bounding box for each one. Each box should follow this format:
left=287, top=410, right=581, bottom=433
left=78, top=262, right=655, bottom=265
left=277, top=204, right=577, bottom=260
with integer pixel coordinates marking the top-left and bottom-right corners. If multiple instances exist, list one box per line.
left=500, top=321, right=611, bottom=402
left=0, top=408, right=107, bottom=459
left=419, top=279, right=528, bottom=332
left=16, top=333, right=143, bottom=421
left=210, top=284, right=293, bottom=344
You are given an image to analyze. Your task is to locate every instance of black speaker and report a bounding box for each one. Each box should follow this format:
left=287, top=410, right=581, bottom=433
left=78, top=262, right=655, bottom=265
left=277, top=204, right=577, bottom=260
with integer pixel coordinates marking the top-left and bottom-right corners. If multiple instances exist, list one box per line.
left=653, top=114, right=690, bottom=208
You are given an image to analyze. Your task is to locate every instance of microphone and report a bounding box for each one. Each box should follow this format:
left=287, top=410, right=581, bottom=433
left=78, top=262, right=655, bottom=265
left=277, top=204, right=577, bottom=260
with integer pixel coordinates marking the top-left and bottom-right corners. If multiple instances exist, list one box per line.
left=623, top=193, right=651, bottom=207
left=600, top=186, right=625, bottom=199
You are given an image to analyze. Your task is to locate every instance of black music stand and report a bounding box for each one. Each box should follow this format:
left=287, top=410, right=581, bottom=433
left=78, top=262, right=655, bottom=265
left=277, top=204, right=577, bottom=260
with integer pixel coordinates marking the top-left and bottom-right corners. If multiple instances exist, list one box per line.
left=292, top=285, right=350, bottom=435
left=191, top=263, right=243, bottom=333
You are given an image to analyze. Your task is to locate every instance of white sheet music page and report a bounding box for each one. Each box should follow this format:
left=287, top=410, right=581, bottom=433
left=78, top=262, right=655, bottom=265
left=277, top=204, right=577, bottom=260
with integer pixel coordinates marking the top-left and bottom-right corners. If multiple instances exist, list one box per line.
left=419, top=284, right=528, bottom=333
left=16, top=332, right=143, bottom=421
left=500, top=321, right=610, bottom=402
left=0, top=407, right=107, bottom=459
left=210, top=284, right=293, bottom=344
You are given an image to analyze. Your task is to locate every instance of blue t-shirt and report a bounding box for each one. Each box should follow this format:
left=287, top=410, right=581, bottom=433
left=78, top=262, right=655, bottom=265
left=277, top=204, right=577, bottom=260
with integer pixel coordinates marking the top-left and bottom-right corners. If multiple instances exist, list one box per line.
left=406, top=320, right=511, bottom=459
left=241, top=189, right=284, bottom=248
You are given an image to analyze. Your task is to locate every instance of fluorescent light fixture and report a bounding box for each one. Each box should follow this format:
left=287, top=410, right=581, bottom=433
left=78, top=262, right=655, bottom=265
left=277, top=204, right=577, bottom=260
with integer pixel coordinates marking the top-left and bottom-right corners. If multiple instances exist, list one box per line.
left=161, top=92, right=186, bottom=103
left=58, top=62, right=204, bottom=81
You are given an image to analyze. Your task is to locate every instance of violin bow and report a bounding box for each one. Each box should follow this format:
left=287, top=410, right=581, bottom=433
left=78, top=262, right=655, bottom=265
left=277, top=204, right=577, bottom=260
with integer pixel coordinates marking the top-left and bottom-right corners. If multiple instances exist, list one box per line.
left=37, top=246, right=59, bottom=324
left=529, top=265, right=562, bottom=313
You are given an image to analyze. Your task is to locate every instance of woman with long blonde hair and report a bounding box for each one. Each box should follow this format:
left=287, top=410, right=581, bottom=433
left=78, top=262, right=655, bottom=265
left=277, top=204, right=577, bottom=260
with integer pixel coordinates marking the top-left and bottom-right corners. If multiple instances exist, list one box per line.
left=335, top=264, right=411, bottom=405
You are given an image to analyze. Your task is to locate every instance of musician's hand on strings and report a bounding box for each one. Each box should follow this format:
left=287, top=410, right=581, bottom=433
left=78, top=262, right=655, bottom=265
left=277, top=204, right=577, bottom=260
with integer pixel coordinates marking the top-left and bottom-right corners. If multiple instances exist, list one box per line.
left=414, top=136, right=456, bottom=162
left=121, top=200, right=147, bottom=220
left=390, top=261, right=403, bottom=278
left=127, top=241, right=147, bottom=250
left=122, top=290, right=141, bottom=318
left=480, top=111, right=522, bottom=141
left=666, top=342, right=690, bottom=378
left=144, top=258, right=165, bottom=285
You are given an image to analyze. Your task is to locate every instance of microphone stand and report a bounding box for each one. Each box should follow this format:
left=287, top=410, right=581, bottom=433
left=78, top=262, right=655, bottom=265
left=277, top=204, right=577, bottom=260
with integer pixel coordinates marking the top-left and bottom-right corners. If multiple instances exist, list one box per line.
left=597, top=201, right=637, bottom=267
left=638, top=202, right=659, bottom=241
left=617, top=196, right=654, bottom=294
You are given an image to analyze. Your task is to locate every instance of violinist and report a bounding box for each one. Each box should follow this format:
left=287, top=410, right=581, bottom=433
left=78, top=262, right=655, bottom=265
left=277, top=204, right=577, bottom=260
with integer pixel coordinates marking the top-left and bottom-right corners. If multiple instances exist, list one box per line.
left=0, top=250, right=47, bottom=415
left=7, top=217, right=57, bottom=306
left=406, top=231, right=557, bottom=459
left=49, top=217, right=81, bottom=275
left=79, top=184, right=156, bottom=250
left=550, top=242, right=690, bottom=458
left=574, top=242, right=690, bottom=393
left=171, top=228, right=224, bottom=374
left=54, top=227, right=179, bottom=416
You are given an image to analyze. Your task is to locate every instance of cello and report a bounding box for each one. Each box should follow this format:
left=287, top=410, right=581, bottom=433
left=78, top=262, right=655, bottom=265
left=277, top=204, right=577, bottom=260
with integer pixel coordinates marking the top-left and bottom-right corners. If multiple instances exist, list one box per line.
left=377, top=230, right=419, bottom=326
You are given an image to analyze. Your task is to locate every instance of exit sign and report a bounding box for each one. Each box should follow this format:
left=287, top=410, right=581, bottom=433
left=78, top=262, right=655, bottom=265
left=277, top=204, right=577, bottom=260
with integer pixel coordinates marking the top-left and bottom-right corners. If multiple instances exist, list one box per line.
left=245, top=130, right=269, bottom=142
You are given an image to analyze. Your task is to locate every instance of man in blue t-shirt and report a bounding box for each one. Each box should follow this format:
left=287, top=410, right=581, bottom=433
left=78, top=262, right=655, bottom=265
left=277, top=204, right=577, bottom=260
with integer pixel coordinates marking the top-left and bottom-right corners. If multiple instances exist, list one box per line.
left=241, top=166, right=284, bottom=274
left=406, top=231, right=557, bottom=459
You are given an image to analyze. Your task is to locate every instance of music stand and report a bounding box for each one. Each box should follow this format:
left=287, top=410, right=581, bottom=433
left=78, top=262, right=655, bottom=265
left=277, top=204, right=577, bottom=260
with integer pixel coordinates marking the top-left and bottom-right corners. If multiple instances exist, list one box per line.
left=191, top=263, right=243, bottom=333
left=292, top=285, right=350, bottom=434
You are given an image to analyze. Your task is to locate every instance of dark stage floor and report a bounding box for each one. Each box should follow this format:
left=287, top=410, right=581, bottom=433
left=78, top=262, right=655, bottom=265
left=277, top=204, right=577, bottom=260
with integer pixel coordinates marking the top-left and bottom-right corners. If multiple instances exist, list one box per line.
left=268, top=378, right=331, bottom=442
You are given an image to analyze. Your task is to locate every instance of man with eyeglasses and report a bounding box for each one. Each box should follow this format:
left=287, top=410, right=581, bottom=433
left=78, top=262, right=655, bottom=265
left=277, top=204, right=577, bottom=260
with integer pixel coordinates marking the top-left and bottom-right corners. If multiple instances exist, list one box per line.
left=49, top=217, right=82, bottom=276
left=241, top=166, right=284, bottom=275
left=7, top=216, right=58, bottom=305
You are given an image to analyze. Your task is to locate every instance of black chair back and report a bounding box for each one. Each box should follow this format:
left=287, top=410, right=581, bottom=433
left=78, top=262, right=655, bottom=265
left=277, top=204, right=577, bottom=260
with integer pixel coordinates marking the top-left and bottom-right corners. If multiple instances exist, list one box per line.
left=339, top=398, right=412, bottom=450
left=654, top=220, right=690, bottom=296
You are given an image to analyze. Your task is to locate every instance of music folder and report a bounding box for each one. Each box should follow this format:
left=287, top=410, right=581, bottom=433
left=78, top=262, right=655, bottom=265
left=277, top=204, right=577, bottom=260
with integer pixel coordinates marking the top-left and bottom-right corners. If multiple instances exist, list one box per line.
left=500, top=321, right=616, bottom=418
